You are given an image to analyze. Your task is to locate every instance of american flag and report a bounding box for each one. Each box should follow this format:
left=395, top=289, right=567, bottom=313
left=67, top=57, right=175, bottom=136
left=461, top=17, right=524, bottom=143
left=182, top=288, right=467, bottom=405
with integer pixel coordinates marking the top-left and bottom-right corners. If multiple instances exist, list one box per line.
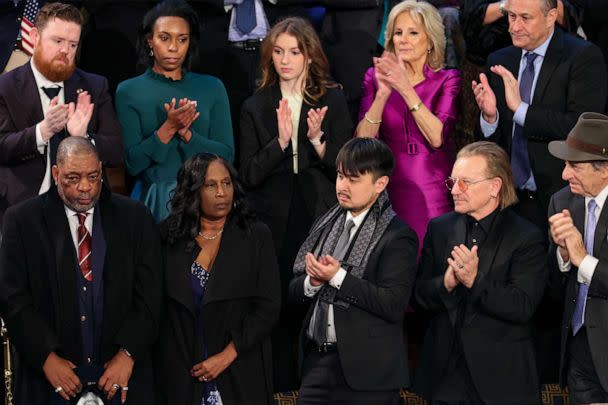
left=18, top=0, right=40, bottom=56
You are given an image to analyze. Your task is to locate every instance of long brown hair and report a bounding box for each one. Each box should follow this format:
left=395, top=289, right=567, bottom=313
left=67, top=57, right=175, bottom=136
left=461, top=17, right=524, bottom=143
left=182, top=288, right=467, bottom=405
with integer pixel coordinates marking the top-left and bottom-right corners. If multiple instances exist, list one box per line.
left=258, top=17, right=336, bottom=104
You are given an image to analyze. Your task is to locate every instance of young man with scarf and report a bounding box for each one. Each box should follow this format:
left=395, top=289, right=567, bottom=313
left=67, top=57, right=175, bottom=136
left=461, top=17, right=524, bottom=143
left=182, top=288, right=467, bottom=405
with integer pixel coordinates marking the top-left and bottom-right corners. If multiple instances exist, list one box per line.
left=289, top=137, right=419, bottom=405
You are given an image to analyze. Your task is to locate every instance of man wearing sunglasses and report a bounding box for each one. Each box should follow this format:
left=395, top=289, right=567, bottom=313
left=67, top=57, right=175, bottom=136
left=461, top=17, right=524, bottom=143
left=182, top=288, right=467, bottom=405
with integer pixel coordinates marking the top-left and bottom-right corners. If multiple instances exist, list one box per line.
left=414, top=141, right=547, bottom=405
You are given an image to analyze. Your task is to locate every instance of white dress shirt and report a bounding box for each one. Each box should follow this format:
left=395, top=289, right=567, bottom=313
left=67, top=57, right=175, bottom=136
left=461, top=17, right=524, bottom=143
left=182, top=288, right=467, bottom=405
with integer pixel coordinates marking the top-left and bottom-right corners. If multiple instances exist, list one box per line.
left=31, top=59, right=65, bottom=195
left=304, top=208, right=370, bottom=343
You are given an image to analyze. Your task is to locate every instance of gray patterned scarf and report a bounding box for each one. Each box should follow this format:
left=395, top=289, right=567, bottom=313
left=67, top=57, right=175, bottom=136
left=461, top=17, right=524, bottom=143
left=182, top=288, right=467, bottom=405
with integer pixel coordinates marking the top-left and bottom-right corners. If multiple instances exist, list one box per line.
left=293, top=191, right=396, bottom=306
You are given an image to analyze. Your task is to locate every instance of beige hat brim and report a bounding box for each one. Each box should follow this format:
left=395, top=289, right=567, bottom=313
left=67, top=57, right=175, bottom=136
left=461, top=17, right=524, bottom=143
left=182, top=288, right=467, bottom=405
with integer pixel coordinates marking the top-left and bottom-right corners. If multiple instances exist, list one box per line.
left=548, top=140, right=608, bottom=162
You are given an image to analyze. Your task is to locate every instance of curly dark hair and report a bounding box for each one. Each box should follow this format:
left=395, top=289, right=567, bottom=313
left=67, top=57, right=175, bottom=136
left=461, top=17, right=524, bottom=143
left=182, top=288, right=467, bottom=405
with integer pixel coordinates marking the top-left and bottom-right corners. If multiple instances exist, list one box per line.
left=162, top=153, right=255, bottom=250
left=136, top=0, right=200, bottom=70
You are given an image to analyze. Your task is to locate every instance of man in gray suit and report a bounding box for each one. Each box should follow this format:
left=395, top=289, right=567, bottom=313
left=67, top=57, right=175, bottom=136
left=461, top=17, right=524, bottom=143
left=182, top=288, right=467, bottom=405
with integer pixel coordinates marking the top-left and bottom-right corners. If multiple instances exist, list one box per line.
left=548, top=112, right=608, bottom=404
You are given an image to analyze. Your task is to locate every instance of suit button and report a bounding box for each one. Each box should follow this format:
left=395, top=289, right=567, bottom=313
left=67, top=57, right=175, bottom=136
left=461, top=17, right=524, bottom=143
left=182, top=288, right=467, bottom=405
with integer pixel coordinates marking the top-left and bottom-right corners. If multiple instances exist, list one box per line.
left=81, top=315, right=86, bottom=322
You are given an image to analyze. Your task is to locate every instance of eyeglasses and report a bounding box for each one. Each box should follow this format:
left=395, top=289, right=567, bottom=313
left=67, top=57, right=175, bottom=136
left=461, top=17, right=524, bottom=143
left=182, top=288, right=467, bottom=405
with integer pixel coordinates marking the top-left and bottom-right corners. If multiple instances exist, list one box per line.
left=445, top=176, right=493, bottom=192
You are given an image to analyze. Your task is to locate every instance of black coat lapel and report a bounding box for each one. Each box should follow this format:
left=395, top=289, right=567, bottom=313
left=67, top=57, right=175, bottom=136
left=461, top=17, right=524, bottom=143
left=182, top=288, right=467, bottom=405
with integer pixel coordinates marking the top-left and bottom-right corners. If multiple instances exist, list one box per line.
left=532, top=27, right=563, bottom=105
left=443, top=215, right=466, bottom=325
left=91, top=207, right=106, bottom=310
left=569, top=194, right=585, bottom=239
left=43, top=189, right=80, bottom=359
left=475, top=210, right=507, bottom=282
left=20, top=63, right=44, bottom=125
left=464, top=210, right=507, bottom=324
left=165, top=239, right=198, bottom=317
left=63, top=70, right=82, bottom=105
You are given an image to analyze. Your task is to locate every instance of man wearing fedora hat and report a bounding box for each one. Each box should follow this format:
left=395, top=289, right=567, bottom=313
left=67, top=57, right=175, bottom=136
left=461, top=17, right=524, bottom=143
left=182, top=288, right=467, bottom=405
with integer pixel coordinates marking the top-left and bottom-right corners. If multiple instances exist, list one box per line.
left=548, top=112, right=608, bottom=404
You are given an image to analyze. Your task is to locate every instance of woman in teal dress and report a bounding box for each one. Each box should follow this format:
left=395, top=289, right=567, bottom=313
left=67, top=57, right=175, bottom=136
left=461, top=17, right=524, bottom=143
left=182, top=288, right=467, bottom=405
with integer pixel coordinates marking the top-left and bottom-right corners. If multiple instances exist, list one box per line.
left=116, top=0, right=234, bottom=222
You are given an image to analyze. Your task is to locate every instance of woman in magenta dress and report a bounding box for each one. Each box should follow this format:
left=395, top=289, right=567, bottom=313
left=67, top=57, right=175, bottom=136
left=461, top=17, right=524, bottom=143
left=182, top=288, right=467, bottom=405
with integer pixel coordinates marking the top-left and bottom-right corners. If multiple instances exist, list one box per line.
left=357, top=0, right=461, bottom=248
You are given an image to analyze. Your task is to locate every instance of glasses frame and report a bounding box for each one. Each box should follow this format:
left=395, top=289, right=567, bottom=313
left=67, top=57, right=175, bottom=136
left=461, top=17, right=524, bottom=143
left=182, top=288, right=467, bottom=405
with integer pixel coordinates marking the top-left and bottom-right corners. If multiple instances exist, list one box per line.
left=445, top=176, right=493, bottom=192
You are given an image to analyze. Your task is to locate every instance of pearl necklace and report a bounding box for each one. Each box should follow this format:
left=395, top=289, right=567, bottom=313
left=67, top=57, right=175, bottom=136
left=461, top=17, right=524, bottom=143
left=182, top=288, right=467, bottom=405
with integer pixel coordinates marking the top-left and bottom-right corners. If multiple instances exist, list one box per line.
left=198, top=228, right=224, bottom=240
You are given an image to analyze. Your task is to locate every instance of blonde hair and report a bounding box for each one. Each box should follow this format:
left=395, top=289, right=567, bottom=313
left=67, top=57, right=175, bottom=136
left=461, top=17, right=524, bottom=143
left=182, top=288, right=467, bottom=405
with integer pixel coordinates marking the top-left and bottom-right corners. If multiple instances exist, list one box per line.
left=384, top=0, right=445, bottom=71
left=457, top=142, right=518, bottom=209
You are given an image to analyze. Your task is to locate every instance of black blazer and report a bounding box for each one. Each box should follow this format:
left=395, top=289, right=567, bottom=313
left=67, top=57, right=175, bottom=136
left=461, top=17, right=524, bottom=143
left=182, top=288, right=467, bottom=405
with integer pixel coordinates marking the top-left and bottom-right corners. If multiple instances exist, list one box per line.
left=414, top=209, right=547, bottom=405
left=157, top=220, right=281, bottom=405
left=0, top=63, right=124, bottom=226
left=484, top=27, right=607, bottom=211
left=239, top=84, right=353, bottom=253
left=0, top=186, right=163, bottom=405
left=289, top=217, right=419, bottom=391
left=548, top=186, right=608, bottom=391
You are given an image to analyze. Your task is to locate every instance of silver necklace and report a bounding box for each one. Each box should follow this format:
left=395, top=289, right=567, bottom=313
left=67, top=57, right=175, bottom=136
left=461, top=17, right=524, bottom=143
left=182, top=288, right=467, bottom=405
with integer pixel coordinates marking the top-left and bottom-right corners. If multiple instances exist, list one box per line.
left=198, top=228, right=224, bottom=240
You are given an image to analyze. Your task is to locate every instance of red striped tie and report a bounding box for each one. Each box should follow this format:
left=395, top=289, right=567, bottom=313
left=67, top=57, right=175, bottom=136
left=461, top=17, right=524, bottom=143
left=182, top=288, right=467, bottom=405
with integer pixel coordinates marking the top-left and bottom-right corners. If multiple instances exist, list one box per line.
left=77, top=213, right=93, bottom=281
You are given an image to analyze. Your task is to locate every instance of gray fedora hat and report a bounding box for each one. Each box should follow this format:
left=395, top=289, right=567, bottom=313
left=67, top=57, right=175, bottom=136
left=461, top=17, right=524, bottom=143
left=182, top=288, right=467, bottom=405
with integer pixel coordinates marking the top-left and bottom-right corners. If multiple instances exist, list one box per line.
left=549, top=112, right=608, bottom=161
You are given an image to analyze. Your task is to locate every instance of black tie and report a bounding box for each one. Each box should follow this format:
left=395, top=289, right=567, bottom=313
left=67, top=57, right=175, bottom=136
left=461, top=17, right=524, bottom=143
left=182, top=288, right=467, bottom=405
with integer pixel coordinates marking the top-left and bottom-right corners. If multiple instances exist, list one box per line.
left=42, top=86, right=61, bottom=100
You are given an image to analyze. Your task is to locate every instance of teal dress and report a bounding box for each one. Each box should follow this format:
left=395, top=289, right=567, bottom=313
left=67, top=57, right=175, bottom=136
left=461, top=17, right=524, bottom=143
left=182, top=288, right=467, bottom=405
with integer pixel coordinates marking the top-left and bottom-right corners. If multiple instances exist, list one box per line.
left=116, top=68, right=234, bottom=221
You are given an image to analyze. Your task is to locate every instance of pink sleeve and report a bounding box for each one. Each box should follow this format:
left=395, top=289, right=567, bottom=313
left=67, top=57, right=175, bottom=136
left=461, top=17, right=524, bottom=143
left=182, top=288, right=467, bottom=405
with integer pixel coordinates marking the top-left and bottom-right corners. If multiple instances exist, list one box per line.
left=435, top=69, right=462, bottom=144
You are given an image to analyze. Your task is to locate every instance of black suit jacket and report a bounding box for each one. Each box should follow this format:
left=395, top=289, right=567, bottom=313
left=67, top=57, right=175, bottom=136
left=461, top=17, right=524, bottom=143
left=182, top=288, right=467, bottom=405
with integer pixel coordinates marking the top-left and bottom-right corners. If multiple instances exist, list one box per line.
left=0, top=62, right=123, bottom=226
left=484, top=27, right=607, bottom=211
left=239, top=84, right=353, bottom=254
left=548, top=186, right=608, bottom=391
left=157, top=220, right=281, bottom=405
left=414, top=209, right=547, bottom=404
left=0, top=186, right=162, bottom=405
left=289, top=216, right=419, bottom=391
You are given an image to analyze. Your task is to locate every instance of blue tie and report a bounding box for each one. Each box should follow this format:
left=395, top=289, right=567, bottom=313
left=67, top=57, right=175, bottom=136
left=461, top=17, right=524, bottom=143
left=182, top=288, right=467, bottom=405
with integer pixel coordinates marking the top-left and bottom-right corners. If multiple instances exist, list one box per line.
left=511, top=52, right=538, bottom=188
left=235, top=0, right=256, bottom=35
left=571, top=199, right=597, bottom=335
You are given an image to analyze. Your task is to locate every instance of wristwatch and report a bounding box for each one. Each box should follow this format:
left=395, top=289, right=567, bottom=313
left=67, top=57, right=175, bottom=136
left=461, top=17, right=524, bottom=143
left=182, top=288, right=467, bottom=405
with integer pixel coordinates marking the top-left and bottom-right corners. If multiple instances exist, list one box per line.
left=499, top=0, right=508, bottom=16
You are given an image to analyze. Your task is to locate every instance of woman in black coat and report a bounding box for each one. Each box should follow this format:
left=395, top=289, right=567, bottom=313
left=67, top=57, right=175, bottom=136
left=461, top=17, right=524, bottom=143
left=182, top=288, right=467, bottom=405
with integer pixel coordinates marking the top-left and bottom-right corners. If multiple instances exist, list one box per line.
left=238, top=16, right=353, bottom=391
left=157, top=153, right=281, bottom=405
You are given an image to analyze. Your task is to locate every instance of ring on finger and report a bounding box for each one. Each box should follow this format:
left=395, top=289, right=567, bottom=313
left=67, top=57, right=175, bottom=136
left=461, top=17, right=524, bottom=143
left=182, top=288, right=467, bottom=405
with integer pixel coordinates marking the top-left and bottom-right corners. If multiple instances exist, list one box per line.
left=202, top=376, right=208, bottom=382
left=55, top=386, right=63, bottom=393
left=111, top=383, right=120, bottom=390
left=122, top=386, right=129, bottom=391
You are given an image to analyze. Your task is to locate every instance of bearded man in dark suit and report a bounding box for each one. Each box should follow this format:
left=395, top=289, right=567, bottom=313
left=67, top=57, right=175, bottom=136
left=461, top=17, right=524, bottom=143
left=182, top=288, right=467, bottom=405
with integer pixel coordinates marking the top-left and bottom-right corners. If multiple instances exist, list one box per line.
left=0, top=2, right=123, bottom=227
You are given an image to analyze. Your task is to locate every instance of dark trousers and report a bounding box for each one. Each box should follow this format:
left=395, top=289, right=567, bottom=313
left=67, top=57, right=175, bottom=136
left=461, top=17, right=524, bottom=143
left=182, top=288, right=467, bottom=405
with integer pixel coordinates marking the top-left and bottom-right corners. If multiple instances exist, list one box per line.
left=298, top=350, right=399, bottom=405
left=568, top=328, right=608, bottom=405
left=431, top=359, right=484, bottom=405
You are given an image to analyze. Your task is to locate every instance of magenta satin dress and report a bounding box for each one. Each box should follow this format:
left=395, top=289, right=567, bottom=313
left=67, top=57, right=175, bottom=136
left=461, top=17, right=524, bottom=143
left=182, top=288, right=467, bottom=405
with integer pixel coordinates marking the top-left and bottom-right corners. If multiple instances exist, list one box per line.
left=359, top=65, right=462, bottom=251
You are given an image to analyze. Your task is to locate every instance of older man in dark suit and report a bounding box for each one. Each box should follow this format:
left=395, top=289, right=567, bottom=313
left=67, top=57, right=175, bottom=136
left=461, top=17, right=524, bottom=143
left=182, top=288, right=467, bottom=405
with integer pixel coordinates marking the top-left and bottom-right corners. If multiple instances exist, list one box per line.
left=548, top=112, right=608, bottom=404
left=0, top=137, right=162, bottom=405
left=289, top=138, right=418, bottom=404
left=0, top=2, right=123, bottom=227
left=472, top=0, right=606, bottom=230
left=415, top=141, right=546, bottom=404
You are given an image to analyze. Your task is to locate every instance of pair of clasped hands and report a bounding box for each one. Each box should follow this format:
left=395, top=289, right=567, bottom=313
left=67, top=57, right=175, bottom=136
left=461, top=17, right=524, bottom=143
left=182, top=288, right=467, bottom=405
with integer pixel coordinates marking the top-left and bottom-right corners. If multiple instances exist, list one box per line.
left=43, top=349, right=134, bottom=403
left=276, top=98, right=328, bottom=150
left=40, top=91, right=94, bottom=142
left=158, top=97, right=200, bottom=144
left=444, top=245, right=480, bottom=293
